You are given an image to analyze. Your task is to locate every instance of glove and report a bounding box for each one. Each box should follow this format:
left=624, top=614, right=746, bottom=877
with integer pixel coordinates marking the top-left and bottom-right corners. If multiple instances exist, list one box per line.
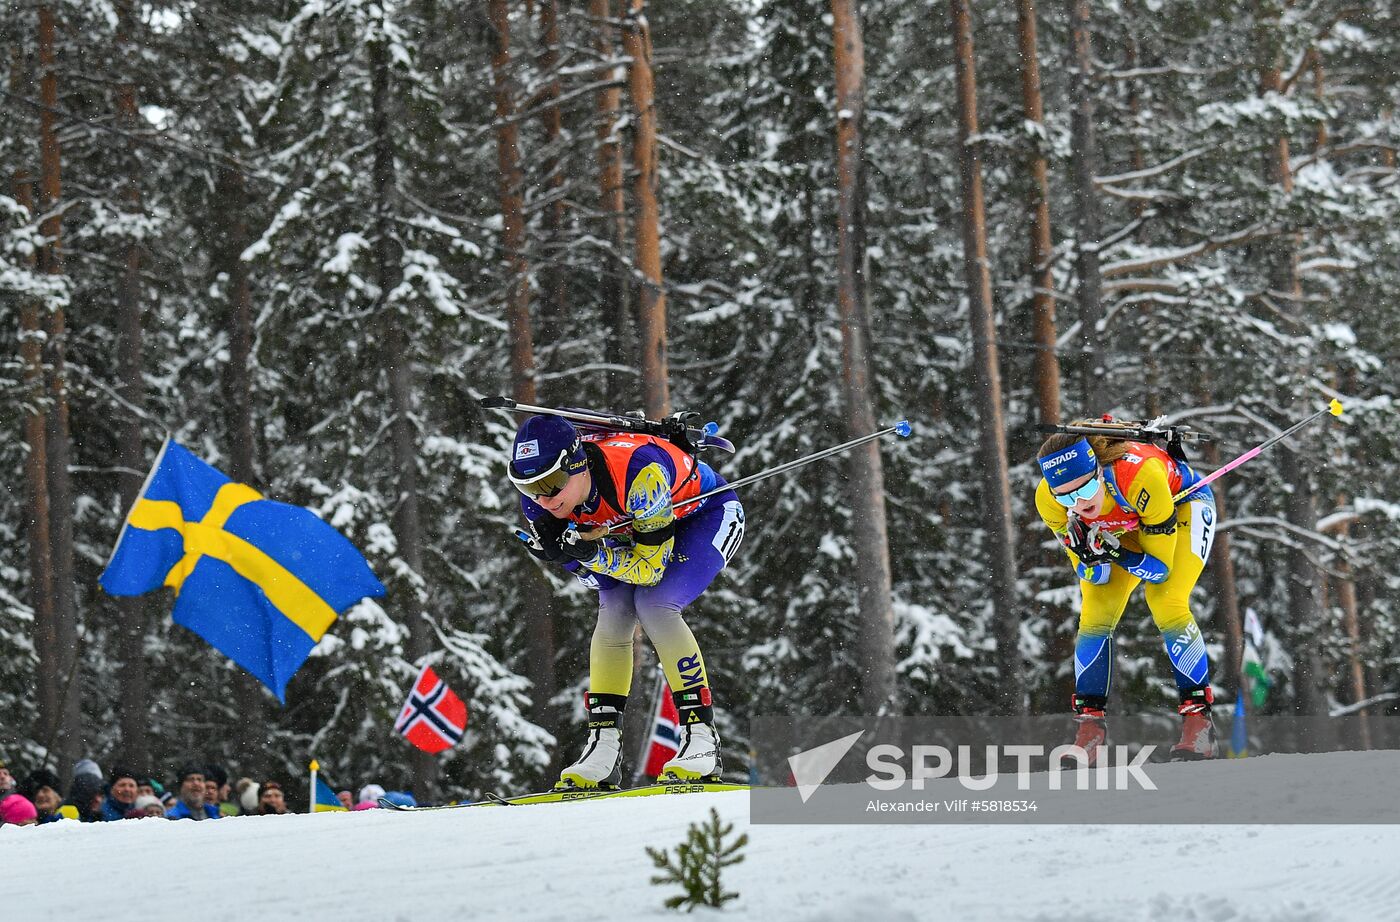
left=1091, top=528, right=1168, bottom=581
left=1092, top=527, right=1123, bottom=561
left=525, top=515, right=568, bottom=563
left=1065, top=517, right=1111, bottom=565
left=559, top=525, right=602, bottom=562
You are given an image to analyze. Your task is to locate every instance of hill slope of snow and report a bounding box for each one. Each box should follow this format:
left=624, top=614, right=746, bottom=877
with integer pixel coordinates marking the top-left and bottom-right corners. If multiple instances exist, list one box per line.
left=6, top=753, right=1400, bottom=921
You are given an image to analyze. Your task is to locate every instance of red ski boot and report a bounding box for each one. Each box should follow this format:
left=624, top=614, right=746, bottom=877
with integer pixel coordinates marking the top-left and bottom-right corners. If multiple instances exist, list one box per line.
left=1170, top=687, right=1218, bottom=761
left=1070, top=695, right=1108, bottom=766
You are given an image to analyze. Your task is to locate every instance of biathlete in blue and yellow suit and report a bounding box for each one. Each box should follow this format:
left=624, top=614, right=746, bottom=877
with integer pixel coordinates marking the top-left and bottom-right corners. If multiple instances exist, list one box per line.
left=1035, top=422, right=1219, bottom=760
left=507, top=415, right=744, bottom=789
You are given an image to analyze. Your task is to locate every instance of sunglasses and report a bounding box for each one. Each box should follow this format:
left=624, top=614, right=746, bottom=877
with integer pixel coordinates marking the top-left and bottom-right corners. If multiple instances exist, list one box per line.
left=508, top=449, right=574, bottom=500
left=1051, top=471, right=1102, bottom=507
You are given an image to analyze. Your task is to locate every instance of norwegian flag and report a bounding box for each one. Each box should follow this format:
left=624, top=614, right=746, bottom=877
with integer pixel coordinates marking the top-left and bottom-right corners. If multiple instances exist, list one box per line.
left=395, top=664, right=468, bottom=754
left=643, top=680, right=682, bottom=777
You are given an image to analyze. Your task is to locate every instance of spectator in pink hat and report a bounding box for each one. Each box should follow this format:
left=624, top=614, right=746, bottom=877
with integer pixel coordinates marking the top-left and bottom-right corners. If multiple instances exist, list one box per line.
left=1, top=793, right=38, bottom=826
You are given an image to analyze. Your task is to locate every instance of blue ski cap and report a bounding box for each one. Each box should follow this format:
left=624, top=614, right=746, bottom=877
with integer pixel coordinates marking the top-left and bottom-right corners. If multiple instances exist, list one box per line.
left=1039, top=438, right=1098, bottom=489
left=509, top=415, right=587, bottom=481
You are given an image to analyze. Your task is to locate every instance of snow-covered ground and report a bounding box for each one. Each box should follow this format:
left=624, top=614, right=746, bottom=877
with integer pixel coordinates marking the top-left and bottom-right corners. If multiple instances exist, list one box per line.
left=6, top=756, right=1400, bottom=922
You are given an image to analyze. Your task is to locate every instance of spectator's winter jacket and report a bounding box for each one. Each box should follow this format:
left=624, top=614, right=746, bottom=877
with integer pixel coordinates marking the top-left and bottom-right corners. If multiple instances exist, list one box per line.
left=166, top=800, right=221, bottom=820
left=60, top=774, right=107, bottom=822
left=101, top=794, right=137, bottom=821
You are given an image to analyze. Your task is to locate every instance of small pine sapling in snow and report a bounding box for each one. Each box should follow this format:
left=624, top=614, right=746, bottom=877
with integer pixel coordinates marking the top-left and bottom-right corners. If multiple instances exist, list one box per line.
left=645, top=807, right=749, bottom=911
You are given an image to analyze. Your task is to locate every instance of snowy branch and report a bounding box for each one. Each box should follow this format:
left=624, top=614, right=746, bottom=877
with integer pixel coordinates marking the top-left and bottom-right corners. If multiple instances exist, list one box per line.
left=1101, top=224, right=1281, bottom=279
left=1095, top=147, right=1208, bottom=187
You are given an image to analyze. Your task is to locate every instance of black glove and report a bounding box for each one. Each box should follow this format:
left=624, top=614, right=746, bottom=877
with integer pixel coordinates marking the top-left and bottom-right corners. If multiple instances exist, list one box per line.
left=525, top=515, right=568, bottom=563
left=559, top=526, right=602, bottom=562
left=1092, top=527, right=1127, bottom=563
left=1066, top=517, right=1111, bottom=565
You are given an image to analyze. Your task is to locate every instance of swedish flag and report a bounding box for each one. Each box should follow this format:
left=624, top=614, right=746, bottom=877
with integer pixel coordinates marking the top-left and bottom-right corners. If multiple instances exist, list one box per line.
left=100, top=439, right=386, bottom=701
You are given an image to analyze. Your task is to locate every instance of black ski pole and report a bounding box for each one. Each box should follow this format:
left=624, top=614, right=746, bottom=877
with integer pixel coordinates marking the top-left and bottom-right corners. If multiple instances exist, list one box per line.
left=514, top=420, right=912, bottom=543
left=672, top=421, right=912, bottom=516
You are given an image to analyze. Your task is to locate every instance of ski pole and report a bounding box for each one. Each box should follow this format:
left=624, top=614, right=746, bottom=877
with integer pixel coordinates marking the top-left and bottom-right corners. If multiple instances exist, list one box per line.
left=671, top=420, right=912, bottom=516
left=1172, top=399, right=1343, bottom=504
left=514, top=419, right=912, bottom=541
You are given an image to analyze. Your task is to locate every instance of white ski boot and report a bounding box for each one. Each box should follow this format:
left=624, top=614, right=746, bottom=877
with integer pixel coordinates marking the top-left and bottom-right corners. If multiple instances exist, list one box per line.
left=660, top=687, right=722, bottom=783
left=557, top=693, right=625, bottom=790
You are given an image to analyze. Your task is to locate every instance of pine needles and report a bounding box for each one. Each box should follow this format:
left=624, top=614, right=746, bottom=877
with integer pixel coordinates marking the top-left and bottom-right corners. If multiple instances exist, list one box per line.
left=645, top=807, right=749, bottom=911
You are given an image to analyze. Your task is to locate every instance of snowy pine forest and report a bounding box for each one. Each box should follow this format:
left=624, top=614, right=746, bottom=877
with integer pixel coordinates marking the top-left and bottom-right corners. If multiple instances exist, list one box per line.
left=1, top=0, right=1397, bottom=801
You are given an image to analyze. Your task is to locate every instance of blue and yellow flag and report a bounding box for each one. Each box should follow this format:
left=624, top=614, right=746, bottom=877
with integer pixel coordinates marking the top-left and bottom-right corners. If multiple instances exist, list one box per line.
left=313, top=774, right=346, bottom=813
left=100, top=439, right=386, bottom=701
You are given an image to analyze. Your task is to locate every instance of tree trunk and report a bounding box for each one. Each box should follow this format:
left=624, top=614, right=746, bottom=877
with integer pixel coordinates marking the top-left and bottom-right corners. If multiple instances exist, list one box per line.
left=368, top=32, right=435, bottom=796
left=1254, top=1, right=1324, bottom=721
left=1123, top=8, right=1148, bottom=223
left=1284, top=478, right=1329, bottom=718
left=949, top=0, right=1025, bottom=715
left=536, top=0, right=568, bottom=344
left=13, top=172, right=59, bottom=765
left=10, top=47, right=57, bottom=770
left=38, top=2, right=83, bottom=777
left=492, top=0, right=559, bottom=768
left=1014, top=0, right=1061, bottom=427
left=618, top=0, right=669, bottom=764
left=1065, top=0, right=1105, bottom=411
left=622, top=0, right=669, bottom=419
left=492, top=0, right=536, bottom=406
left=591, top=0, right=633, bottom=405
left=214, top=162, right=270, bottom=765
left=114, top=0, right=152, bottom=770
left=1322, top=513, right=1370, bottom=745
left=1382, top=108, right=1396, bottom=170
left=1334, top=558, right=1370, bottom=744
left=1310, top=51, right=1327, bottom=150
left=830, top=0, right=896, bottom=715
left=1201, top=443, right=1243, bottom=692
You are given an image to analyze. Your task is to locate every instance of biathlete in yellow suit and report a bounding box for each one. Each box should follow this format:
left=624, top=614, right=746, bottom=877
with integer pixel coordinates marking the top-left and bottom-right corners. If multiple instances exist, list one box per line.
left=1035, top=420, right=1219, bottom=760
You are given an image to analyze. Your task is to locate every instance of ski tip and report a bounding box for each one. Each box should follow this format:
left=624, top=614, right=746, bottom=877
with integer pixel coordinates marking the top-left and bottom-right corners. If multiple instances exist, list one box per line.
left=479, top=395, right=513, bottom=409
left=1329, top=399, right=1344, bottom=418
left=893, top=420, right=912, bottom=438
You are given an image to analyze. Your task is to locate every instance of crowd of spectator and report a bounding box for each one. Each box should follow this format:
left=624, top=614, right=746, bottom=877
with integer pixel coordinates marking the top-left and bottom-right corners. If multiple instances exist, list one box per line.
left=0, top=755, right=410, bottom=828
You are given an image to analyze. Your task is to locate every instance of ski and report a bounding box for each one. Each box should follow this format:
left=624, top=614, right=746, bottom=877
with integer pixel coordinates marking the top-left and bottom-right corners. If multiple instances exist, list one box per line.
left=585, top=781, right=750, bottom=801
left=490, top=781, right=750, bottom=805
left=479, top=395, right=736, bottom=454
left=375, top=788, right=610, bottom=811
left=375, top=781, right=748, bottom=812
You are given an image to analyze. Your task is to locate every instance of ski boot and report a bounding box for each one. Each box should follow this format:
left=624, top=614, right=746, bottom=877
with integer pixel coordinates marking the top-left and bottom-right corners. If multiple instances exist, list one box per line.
left=660, top=687, right=722, bottom=783
left=556, top=693, right=626, bottom=790
left=1070, top=694, right=1108, bottom=767
left=1170, top=686, right=1218, bottom=761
